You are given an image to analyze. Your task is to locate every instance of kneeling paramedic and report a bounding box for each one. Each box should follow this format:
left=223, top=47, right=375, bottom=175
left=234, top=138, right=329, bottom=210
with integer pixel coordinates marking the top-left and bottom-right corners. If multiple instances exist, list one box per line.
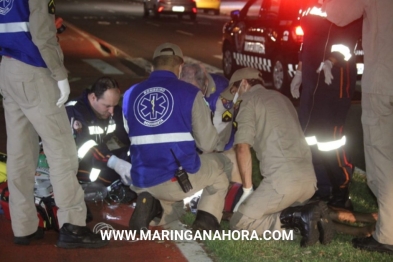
left=123, top=43, right=232, bottom=232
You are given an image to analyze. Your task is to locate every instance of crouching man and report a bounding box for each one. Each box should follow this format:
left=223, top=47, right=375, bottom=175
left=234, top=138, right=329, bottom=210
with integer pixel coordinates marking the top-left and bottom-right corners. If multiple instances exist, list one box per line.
left=122, top=43, right=232, bottom=232
left=65, top=77, right=134, bottom=189
left=228, top=68, right=334, bottom=247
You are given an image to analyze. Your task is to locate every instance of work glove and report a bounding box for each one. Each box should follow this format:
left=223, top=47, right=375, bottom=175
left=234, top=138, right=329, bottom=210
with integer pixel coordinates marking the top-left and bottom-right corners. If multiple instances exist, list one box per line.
left=316, top=60, right=334, bottom=85
left=233, top=187, right=254, bottom=212
left=107, top=155, right=132, bottom=185
left=57, top=79, right=70, bottom=108
left=290, top=70, right=302, bottom=99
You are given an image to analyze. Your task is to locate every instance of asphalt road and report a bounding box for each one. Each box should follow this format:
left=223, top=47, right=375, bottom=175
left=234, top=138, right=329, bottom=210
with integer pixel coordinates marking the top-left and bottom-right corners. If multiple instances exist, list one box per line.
left=0, top=0, right=365, bottom=170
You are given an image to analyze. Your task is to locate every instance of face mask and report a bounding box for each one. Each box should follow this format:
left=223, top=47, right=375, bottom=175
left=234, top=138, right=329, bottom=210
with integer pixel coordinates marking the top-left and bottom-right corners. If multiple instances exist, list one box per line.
left=233, top=92, right=239, bottom=103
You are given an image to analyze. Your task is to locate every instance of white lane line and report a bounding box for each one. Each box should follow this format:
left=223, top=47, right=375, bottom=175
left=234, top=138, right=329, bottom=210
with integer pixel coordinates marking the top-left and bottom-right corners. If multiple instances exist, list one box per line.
left=68, top=77, right=81, bottom=83
left=83, top=59, right=124, bottom=75
left=65, top=22, right=110, bottom=57
left=146, top=22, right=160, bottom=27
left=98, top=21, right=111, bottom=25
left=213, top=55, right=222, bottom=60
left=176, top=30, right=193, bottom=36
left=126, top=57, right=153, bottom=74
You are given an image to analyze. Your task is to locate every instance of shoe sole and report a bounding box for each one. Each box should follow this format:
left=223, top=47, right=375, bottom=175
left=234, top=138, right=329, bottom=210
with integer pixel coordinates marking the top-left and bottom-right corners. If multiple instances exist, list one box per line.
left=300, top=204, right=320, bottom=247
left=14, top=229, right=45, bottom=245
left=56, top=240, right=109, bottom=249
left=129, top=192, right=154, bottom=232
left=317, top=201, right=335, bottom=245
left=353, top=242, right=393, bottom=255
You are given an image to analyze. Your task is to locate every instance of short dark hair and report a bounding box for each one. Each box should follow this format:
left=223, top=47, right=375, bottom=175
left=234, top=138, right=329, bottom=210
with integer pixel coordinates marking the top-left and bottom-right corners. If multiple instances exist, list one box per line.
left=89, top=77, right=119, bottom=100
left=152, top=55, right=184, bottom=69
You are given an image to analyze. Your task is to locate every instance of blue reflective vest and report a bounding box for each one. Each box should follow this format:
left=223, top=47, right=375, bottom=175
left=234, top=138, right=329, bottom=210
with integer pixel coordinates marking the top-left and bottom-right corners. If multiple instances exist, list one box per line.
left=0, top=0, right=47, bottom=67
left=205, top=74, right=229, bottom=113
left=123, top=71, right=201, bottom=188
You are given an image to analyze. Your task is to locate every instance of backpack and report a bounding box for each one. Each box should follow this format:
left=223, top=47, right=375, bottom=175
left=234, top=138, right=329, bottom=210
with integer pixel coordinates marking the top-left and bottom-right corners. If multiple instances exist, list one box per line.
left=0, top=182, right=60, bottom=231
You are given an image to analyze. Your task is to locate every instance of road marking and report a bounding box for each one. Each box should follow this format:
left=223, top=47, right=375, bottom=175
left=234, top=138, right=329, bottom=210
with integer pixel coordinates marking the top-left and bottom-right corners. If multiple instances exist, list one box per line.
left=176, top=30, right=193, bottom=36
left=64, top=22, right=110, bottom=57
left=68, top=77, right=81, bottom=83
left=83, top=59, right=124, bottom=75
left=213, top=55, right=222, bottom=60
left=98, top=21, right=111, bottom=25
left=146, top=22, right=160, bottom=27
left=126, top=57, right=153, bottom=74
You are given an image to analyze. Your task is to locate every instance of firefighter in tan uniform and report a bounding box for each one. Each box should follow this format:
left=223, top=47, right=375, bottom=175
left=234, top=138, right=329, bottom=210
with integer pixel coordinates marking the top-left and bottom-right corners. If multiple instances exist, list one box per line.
left=0, top=0, right=107, bottom=248
left=228, top=68, right=335, bottom=247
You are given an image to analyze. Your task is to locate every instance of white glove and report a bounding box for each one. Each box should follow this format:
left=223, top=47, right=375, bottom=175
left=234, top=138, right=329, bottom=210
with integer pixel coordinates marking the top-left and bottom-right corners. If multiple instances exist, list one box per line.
left=57, top=79, right=71, bottom=108
left=107, top=155, right=132, bottom=185
left=316, top=60, right=334, bottom=85
left=290, top=70, right=302, bottom=99
left=233, top=187, right=253, bottom=212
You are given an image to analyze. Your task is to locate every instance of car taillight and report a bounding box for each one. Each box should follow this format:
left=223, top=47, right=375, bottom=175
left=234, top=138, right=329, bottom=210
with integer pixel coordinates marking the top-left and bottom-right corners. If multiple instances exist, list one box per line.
left=292, top=26, right=304, bottom=42
left=192, top=7, right=197, bottom=13
left=158, top=6, right=164, bottom=12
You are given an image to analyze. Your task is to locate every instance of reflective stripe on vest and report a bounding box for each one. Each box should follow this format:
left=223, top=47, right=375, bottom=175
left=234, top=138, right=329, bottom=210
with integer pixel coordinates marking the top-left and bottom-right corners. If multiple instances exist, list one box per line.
left=130, top=132, right=194, bottom=145
left=331, top=44, right=352, bottom=61
left=305, top=136, right=346, bottom=151
left=89, top=168, right=101, bottom=182
left=78, top=140, right=98, bottom=159
left=0, top=22, right=29, bottom=33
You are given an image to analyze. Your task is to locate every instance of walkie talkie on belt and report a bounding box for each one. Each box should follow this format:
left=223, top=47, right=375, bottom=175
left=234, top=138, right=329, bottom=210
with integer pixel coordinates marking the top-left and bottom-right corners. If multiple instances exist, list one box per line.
left=170, top=149, right=193, bottom=193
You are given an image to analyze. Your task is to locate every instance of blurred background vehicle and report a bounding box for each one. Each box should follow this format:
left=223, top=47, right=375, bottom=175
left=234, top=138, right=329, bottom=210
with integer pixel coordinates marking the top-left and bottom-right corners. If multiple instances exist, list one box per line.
left=195, top=0, right=221, bottom=15
left=143, top=0, right=197, bottom=20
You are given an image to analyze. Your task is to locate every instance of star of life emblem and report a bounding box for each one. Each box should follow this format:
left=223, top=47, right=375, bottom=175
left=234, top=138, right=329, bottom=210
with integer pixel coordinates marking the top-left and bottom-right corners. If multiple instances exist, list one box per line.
left=0, top=0, right=14, bottom=16
left=134, top=87, right=174, bottom=127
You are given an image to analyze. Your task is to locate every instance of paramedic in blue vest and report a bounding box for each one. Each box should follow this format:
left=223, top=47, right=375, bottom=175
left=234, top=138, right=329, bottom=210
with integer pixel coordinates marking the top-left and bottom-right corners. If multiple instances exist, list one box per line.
left=66, top=76, right=133, bottom=188
left=290, top=0, right=362, bottom=210
left=0, top=0, right=107, bottom=248
left=180, top=63, right=242, bottom=183
left=123, top=43, right=232, bottom=231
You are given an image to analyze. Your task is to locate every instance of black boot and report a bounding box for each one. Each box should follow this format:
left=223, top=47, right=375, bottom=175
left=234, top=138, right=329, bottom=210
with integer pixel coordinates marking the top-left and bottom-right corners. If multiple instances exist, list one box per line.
left=316, top=201, right=335, bottom=245
left=353, top=236, right=393, bottom=254
left=328, top=187, right=353, bottom=211
left=14, top=227, right=44, bottom=245
left=280, top=202, right=320, bottom=247
left=56, top=223, right=109, bottom=249
left=129, top=192, right=162, bottom=233
left=192, top=210, right=221, bottom=232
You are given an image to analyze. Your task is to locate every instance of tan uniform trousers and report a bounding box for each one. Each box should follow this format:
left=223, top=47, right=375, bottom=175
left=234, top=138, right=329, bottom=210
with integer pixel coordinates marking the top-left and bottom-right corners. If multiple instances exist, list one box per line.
left=362, top=93, right=393, bottom=245
left=132, top=152, right=231, bottom=226
left=0, top=57, right=86, bottom=236
left=230, top=179, right=316, bottom=235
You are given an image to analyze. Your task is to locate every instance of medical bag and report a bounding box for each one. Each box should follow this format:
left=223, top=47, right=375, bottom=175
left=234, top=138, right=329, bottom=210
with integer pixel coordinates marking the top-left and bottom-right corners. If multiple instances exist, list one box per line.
left=0, top=182, right=59, bottom=231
